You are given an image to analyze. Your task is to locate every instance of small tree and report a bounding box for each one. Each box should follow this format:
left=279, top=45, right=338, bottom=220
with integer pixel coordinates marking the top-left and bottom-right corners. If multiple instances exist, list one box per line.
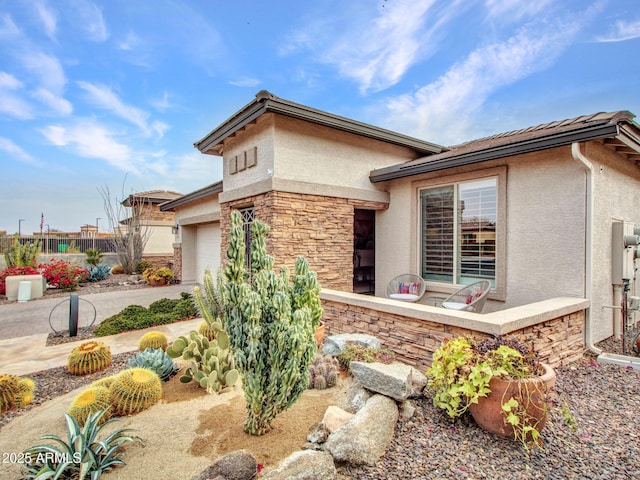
left=222, top=211, right=323, bottom=435
left=98, top=181, right=150, bottom=275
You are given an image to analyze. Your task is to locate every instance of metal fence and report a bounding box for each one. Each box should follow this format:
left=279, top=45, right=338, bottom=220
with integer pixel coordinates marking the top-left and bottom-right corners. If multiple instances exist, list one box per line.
left=0, top=235, right=118, bottom=254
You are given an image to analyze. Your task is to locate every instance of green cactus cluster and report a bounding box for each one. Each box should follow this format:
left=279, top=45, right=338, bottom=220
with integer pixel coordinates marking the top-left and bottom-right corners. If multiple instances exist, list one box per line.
left=4, top=234, right=41, bottom=267
left=138, top=331, right=168, bottom=351
left=0, top=374, right=35, bottom=413
left=67, top=386, right=112, bottom=426
left=109, top=368, right=162, bottom=416
left=222, top=211, right=323, bottom=435
left=128, top=348, right=179, bottom=381
left=166, top=330, right=239, bottom=394
left=308, top=353, right=339, bottom=390
left=67, top=341, right=112, bottom=376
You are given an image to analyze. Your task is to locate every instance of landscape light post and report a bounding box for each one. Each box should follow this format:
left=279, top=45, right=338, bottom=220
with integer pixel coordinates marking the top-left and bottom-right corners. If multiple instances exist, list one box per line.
left=18, top=219, right=24, bottom=237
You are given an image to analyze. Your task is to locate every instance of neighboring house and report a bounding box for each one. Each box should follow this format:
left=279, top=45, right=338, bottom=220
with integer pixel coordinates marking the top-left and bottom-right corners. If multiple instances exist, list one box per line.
left=122, top=190, right=182, bottom=268
left=162, top=91, right=640, bottom=345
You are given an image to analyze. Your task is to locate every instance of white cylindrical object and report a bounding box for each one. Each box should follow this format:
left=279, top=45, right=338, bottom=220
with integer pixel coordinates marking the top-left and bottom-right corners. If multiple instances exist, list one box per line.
left=17, top=281, right=32, bottom=303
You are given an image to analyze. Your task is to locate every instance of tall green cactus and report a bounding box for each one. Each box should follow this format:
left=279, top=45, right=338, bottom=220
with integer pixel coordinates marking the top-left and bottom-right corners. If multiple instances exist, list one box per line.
left=193, top=267, right=225, bottom=340
left=222, top=210, right=323, bottom=435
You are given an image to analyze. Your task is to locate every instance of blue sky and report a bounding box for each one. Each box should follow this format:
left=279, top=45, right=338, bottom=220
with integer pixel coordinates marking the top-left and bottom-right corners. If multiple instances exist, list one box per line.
left=1, top=0, right=639, bottom=233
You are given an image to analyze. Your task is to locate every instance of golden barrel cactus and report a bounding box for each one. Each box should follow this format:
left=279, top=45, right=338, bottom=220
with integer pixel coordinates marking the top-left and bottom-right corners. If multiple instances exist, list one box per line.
left=68, top=386, right=112, bottom=426
left=138, top=331, right=168, bottom=351
left=109, top=368, right=162, bottom=416
left=67, top=341, right=112, bottom=376
left=0, top=374, right=35, bottom=412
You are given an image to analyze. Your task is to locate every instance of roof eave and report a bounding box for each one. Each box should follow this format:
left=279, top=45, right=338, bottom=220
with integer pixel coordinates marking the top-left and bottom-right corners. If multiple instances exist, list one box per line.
left=194, top=91, right=444, bottom=157
left=160, top=181, right=224, bottom=211
left=370, top=123, right=621, bottom=183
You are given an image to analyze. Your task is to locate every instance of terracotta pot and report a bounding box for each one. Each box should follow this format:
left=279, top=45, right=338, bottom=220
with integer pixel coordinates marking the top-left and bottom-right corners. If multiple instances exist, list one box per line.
left=313, top=322, right=326, bottom=349
left=149, top=277, right=167, bottom=287
left=468, top=363, right=556, bottom=439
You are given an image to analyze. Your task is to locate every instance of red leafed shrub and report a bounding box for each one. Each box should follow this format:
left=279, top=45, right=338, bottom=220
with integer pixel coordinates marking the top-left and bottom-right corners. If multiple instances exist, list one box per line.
left=0, top=266, right=40, bottom=295
left=39, top=259, right=89, bottom=292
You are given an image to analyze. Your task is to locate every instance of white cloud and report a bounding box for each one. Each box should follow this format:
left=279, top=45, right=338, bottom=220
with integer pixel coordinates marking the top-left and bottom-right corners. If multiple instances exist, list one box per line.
left=34, top=0, right=57, bottom=39
left=229, top=77, right=261, bottom=88
left=596, top=19, right=640, bottom=43
left=21, top=51, right=66, bottom=95
left=40, top=120, right=135, bottom=172
left=77, top=81, right=155, bottom=136
left=0, top=73, right=33, bottom=119
left=281, top=0, right=469, bottom=94
left=150, top=91, right=172, bottom=112
left=71, top=0, right=108, bottom=42
left=484, top=0, right=555, bottom=22
left=32, top=88, right=72, bottom=116
left=0, top=13, right=21, bottom=40
left=380, top=15, right=591, bottom=144
left=0, top=137, right=42, bottom=166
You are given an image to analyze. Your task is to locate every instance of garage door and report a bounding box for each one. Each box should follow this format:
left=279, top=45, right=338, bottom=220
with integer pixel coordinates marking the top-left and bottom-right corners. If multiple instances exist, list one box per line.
left=195, top=223, right=221, bottom=284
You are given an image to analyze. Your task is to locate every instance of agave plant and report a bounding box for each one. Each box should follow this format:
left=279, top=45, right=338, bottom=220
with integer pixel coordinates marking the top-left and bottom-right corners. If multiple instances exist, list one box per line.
left=21, top=409, right=144, bottom=480
left=128, top=347, right=179, bottom=381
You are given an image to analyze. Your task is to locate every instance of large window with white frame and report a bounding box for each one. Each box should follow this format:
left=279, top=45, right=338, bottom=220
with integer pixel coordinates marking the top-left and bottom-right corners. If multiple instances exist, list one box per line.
left=420, top=177, right=497, bottom=287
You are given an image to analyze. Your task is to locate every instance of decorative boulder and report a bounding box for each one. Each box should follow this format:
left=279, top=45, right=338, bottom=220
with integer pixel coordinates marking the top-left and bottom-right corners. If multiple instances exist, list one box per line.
left=349, top=361, right=413, bottom=401
left=324, top=394, right=398, bottom=466
left=190, top=450, right=258, bottom=480
left=261, top=450, right=336, bottom=480
left=322, top=333, right=380, bottom=356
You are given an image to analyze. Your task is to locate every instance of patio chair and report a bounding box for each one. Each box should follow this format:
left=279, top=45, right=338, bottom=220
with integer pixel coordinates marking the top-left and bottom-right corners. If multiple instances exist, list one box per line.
left=441, top=280, right=491, bottom=313
left=386, top=274, right=426, bottom=302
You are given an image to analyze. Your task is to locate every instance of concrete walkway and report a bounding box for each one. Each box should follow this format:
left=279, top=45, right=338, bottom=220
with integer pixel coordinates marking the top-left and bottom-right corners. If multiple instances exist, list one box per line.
left=0, top=284, right=200, bottom=376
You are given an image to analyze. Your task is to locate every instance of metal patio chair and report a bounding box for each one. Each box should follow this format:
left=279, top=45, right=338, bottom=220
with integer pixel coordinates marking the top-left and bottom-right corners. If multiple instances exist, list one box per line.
left=441, top=280, right=491, bottom=313
left=386, top=274, right=426, bottom=302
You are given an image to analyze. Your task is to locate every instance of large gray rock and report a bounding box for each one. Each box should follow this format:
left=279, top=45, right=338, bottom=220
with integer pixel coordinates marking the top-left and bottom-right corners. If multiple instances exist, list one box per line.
left=349, top=361, right=413, bottom=401
left=191, top=450, right=257, bottom=480
left=324, top=394, right=399, bottom=466
left=322, top=333, right=380, bottom=356
left=261, top=450, right=336, bottom=480
left=345, top=379, right=372, bottom=413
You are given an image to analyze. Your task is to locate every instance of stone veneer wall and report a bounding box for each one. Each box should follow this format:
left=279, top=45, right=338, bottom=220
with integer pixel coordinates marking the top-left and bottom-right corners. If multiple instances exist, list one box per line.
left=322, top=299, right=585, bottom=371
left=220, top=191, right=386, bottom=292
left=140, top=254, right=174, bottom=270
left=170, top=244, right=182, bottom=282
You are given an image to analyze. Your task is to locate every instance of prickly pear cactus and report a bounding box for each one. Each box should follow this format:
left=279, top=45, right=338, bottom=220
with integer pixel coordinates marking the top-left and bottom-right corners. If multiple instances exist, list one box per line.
left=166, top=330, right=239, bottom=394
left=222, top=210, right=323, bottom=435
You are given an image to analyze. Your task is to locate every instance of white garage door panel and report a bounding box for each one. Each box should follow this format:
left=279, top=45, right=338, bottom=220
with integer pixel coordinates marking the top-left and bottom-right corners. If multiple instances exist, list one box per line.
left=195, top=223, right=221, bottom=284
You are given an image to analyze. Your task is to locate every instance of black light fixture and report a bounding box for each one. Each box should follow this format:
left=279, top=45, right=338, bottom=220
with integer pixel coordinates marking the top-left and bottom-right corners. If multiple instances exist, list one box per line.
left=172, top=223, right=179, bottom=234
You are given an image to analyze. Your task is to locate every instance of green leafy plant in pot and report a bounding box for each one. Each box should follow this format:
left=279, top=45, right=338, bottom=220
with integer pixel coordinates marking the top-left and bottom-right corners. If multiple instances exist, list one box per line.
left=426, top=335, right=556, bottom=449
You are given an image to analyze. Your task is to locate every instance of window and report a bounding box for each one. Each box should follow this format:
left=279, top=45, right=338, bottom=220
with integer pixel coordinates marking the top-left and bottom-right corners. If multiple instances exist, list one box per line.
left=420, top=178, right=497, bottom=286
left=238, top=207, right=255, bottom=273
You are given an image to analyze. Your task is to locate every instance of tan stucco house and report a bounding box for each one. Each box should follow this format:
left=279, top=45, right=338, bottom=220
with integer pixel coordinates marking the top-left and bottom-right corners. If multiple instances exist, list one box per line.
left=161, top=91, right=640, bottom=362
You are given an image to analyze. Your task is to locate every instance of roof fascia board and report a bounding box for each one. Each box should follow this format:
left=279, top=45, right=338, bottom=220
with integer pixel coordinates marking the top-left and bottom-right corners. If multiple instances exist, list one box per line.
left=370, top=123, right=619, bottom=183
left=195, top=92, right=444, bottom=156
left=160, top=182, right=223, bottom=211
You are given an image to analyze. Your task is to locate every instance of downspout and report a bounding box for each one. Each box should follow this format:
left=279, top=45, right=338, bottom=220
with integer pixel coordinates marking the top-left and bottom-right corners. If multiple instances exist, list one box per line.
left=570, top=142, right=601, bottom=355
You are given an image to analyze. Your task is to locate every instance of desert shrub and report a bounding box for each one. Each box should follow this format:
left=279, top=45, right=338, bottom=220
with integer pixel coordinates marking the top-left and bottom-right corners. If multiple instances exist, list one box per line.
left=148, top=298, right=177, bottom=314
left=87, top=264, right=111, bottom=282
left=95, top=297, right=195, bottom=337
left=39, top=258, right=88, bottom=291
left=4, top=234, right=40, bottom=267
left=135, top=259, right=154, bottom=274
left=0, top=265, right=39, bottom=295
left=85, top=248, right=104, bottom=266
left=111, top=264, right=124, bottom=274
left=337, top=343, right=396, bottom=373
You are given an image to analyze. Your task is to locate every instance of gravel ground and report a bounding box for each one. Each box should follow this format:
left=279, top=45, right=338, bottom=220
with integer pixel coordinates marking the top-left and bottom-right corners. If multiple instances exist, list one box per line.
left=340, top=340, right=640, bottom=480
